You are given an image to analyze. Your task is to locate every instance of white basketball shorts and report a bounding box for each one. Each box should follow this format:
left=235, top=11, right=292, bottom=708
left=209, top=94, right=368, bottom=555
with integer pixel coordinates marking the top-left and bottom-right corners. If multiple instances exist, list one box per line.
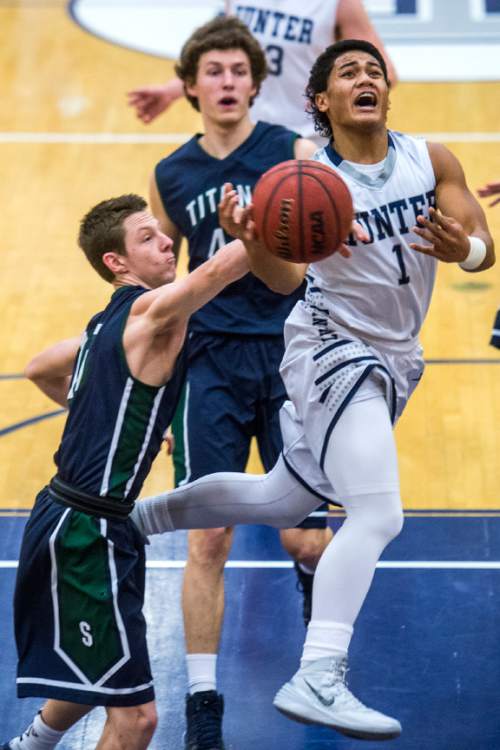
left=279, top=301, right=425, bottom=502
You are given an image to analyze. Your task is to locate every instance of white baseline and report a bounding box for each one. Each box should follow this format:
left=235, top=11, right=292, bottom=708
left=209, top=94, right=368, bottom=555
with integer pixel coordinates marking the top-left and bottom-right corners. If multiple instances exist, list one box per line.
left=1, top=560, right=500, bottom=570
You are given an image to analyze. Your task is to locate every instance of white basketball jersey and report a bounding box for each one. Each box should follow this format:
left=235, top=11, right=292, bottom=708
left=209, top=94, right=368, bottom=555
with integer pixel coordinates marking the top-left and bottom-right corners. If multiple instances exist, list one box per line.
left=228, top=0, right=338, bottom=141
left=308, top=131, right=437, bottom=347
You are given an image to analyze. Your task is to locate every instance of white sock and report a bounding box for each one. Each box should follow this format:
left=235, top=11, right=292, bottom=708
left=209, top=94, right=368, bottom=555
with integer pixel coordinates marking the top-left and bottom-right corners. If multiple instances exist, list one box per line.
left=300, top=620, right=353, bottom=666
left=8, top=712, right=65, bottom=750
left=186, top=653, right=217, bottom=694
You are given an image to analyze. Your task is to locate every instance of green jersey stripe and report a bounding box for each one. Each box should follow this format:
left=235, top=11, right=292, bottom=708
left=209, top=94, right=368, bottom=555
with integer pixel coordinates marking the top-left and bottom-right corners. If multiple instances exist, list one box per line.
left=104, top=381, right=161, bottom=499
left=100, top=378, right=134, bottom=496
left=124, top=385, right=165, bottom=499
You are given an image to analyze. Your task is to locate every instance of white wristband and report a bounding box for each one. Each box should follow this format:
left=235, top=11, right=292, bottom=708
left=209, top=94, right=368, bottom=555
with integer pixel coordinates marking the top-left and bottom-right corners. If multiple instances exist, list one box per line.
left=459, top=236, right=487, bottom=271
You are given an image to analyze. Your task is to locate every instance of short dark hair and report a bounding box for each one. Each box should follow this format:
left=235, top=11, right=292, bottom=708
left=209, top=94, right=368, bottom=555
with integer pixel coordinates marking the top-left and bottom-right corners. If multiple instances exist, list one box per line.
left=175, top=16, right=267, bottom=112
left=78, top=194, right=147, bottom=282
left=306, top=39, right=389, bottom=140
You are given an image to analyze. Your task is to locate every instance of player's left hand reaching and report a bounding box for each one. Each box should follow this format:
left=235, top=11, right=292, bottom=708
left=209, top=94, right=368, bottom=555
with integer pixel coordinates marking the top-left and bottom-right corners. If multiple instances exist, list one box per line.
left=409, top=206, right=470, bottom=263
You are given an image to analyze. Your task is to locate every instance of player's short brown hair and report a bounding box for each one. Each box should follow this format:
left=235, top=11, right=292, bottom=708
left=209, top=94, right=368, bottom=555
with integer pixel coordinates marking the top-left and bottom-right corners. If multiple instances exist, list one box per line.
left=306, top=39, right=390, bottom=140
left=175, top=16, right=267, bottom=111
left=78, top=194, right=147, bottom=282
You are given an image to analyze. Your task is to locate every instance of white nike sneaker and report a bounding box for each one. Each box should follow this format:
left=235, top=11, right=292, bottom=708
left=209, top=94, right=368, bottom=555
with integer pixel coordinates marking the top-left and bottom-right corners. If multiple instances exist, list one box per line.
left=273, top=656, right=402, bottom=741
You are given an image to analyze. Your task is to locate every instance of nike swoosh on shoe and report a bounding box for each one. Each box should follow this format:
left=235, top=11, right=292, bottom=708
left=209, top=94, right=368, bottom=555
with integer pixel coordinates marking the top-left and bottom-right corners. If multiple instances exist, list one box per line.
left=304, top=678, right=336, bottom=707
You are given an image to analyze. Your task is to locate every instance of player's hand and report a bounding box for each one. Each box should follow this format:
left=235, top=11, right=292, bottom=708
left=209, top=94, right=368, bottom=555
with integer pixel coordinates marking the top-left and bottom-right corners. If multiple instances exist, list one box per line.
left=477, top=181, right=500, bottom=207
left=219, top=184, right=271, bottom=260
left=218, top=183, right=253, bottom=241
left=408, top=207, right=469, bottom=262
left=338, top=220, right=370, bottom=258
left=127, top=80, right=183, bottom=124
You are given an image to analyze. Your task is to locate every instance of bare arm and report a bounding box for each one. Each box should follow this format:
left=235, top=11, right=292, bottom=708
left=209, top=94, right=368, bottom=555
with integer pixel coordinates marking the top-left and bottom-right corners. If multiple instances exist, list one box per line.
left=477, top=180, right=500, bottom=207
left=408, top=143, right=495, bottom=272
left=336, top=0, right=398, bottom=87
left=294, top=138, right=318, bottom=160
left=24, top=336, right=82, bottom=407
left=149, top=171, right=183, bottom=259
left=129, top=239, right=249, bottom=334
left=127, top=78, right=185, bottom=124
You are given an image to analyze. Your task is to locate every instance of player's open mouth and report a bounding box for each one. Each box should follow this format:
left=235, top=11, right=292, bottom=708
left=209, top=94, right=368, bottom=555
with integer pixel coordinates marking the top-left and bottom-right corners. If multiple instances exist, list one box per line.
left=219, top=97, right=238, bottom=107
left=354, top=91, right=377, bottom=110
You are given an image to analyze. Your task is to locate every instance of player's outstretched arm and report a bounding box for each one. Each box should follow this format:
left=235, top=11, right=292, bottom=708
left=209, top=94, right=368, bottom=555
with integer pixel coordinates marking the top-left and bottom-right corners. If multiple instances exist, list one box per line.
left=132, top=239, right=249, bottom=335
left=477, top=181, right=500, bottom=207
left=336, top=0, right=398, bottom=86
left=24, top=336, right=82, bottom=407
left=127, top=78, right=184, bottom=124
left=409, top=143, right=495, bottom=272
left=218, top=184, right=307, bottom=295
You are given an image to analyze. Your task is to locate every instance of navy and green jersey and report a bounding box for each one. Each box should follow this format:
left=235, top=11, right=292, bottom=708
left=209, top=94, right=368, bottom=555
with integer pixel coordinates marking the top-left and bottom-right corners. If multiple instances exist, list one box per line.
left=54, top=286, right=186, bottom=503
left=155, top=121, right=305, bottom=336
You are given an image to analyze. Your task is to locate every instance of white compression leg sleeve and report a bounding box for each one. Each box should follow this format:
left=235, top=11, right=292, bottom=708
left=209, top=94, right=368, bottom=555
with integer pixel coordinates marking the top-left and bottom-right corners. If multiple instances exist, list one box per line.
left=302, top=395, right=403, bottom=661
left=131, top=455, right=322, bottom=536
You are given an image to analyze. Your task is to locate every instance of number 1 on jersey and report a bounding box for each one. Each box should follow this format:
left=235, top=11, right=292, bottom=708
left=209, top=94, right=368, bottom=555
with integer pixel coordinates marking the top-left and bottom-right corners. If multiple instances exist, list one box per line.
left=392, top=243, right=410, bottom=285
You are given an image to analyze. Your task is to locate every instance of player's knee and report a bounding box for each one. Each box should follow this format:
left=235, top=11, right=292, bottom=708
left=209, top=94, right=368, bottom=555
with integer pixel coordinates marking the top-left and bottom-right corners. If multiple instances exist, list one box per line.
left=136, top=703, right=158, bottom=738
left=280, top=527, right=332, bottom=567
left=187, top=527, right=234, bottom=568
left=368, top=502, right=404, bottom=544
left=107, top=702, right=158, bottom=744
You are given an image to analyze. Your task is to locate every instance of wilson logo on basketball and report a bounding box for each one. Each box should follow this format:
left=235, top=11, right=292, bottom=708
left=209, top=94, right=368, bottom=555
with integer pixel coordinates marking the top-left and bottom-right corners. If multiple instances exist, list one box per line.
left=274, top=198, right=293, bottom=258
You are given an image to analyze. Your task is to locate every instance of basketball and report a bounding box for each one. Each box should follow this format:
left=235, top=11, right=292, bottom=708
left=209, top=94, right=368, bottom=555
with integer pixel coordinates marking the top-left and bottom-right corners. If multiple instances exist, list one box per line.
left=252, top=160, right=353, bottom=263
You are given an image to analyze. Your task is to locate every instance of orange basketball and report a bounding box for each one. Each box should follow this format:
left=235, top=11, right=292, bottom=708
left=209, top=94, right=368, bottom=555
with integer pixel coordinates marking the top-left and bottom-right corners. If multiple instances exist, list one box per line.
left=252, top=160, right=353, bottom=263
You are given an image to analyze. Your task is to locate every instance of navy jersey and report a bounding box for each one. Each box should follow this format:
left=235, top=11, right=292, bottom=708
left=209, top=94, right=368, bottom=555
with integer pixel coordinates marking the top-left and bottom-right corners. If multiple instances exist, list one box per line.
left=54, top=286, right=186, bottom=503
left=155, top=121, right=305, bottom=335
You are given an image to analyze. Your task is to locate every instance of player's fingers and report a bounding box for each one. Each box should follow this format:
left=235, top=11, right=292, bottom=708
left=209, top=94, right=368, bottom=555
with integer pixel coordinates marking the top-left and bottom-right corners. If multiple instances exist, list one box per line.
left=408, top=242, right=436, bottom=257
left=351, top=220, right=369, bottom=243
left=431, top=208, right=463, bottom=237
left=428, top=206, right=453, bottom=231
left=414, top=215, right=437, bottom=236
left=242, top=218, right=258, bottom=242
left=490, top=196, right=500, bottom=207
left=240, top=206, right=253, bottom=225
left=412, top=225, right=437, bottom=243
left=338, top=243, right=352, bottom=258
left=232, top=205, right=245, bottom=225
left=415, top=213, right=445, bottom=236
left=219, top=185, right=236, bottom=211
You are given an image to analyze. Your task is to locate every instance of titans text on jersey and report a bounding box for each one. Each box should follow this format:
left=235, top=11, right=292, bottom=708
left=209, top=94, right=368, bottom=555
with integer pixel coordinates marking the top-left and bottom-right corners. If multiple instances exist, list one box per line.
left=186, top=184, right=252, bottom=228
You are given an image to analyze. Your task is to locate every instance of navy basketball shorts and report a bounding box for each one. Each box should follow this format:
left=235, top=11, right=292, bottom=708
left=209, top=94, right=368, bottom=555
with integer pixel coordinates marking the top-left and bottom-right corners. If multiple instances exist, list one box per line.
left=172, top=333, right=327, bottom=530
left=14, top=489, right=154, bottom=707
